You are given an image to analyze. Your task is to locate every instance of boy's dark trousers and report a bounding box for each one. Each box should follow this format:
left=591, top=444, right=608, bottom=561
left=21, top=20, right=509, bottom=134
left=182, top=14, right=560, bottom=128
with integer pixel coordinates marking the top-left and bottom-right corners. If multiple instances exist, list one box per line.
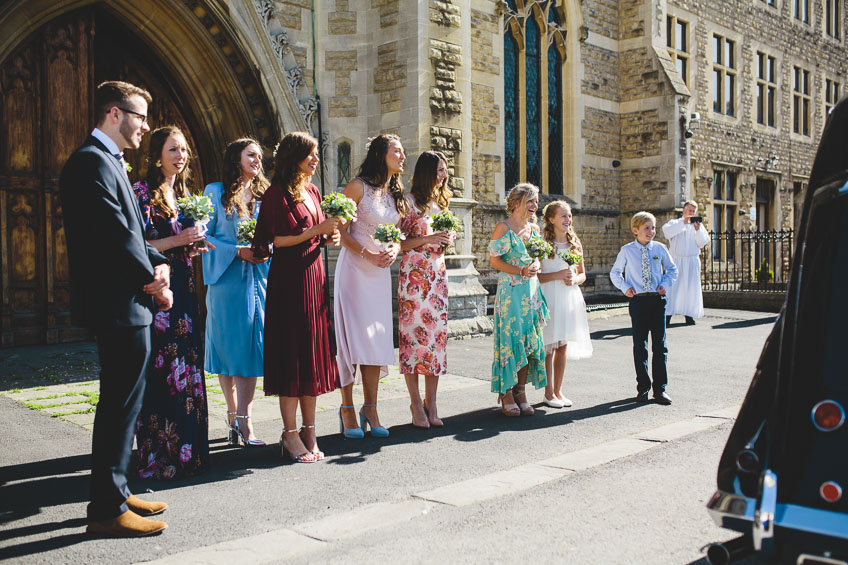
left=628, top=293, right=668, bottom=394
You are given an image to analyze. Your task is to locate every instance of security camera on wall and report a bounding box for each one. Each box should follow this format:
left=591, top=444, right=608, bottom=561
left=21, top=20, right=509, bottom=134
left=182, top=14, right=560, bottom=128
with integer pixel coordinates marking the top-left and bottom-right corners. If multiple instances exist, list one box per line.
left=689, top=112, right=701, bottom=129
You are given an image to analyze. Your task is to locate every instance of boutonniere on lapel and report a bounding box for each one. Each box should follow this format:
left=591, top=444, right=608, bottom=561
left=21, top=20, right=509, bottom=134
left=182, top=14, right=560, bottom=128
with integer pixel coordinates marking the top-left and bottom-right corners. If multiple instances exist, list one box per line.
left=652, top=255, right=660, bottom=261
left=124, top=161, right=132, bottom=174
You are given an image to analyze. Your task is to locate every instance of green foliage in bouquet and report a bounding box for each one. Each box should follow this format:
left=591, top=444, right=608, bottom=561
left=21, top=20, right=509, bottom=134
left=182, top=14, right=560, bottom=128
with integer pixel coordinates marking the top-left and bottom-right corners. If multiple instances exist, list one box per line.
left=430, top=210, right=463, bottom=233
left=373, top=223, right=405, bottom=244
left=237, top=218, right=257, bottom=244
left=320, top=192, right=357, bottom=222
left=176, top=194, right=213, bottom=221
left=525, top=233, right=553, bottom=259
left=558, top=247, right=584, bottom=266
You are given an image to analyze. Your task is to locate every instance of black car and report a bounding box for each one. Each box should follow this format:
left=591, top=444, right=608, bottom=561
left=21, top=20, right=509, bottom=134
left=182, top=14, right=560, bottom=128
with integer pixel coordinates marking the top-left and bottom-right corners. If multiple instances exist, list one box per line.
left=706, top=99, right=848, bottom=565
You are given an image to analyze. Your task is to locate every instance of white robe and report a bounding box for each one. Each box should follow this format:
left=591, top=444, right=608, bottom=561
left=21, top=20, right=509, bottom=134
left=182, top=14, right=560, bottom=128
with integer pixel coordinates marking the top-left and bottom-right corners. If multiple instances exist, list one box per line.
left=662, top=218, right=710, bottom=317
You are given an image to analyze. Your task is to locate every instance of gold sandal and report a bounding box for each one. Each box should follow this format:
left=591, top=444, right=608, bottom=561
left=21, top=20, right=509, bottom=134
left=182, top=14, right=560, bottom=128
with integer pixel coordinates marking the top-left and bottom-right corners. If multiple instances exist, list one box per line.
left=513, top=385, right=535, bottom=416
left=498, top=391, right=520, bottom=417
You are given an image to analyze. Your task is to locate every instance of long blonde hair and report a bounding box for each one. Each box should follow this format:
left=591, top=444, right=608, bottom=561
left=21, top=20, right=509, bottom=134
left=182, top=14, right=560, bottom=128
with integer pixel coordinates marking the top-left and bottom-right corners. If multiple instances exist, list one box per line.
left=542, top=200, right=583, bottom=258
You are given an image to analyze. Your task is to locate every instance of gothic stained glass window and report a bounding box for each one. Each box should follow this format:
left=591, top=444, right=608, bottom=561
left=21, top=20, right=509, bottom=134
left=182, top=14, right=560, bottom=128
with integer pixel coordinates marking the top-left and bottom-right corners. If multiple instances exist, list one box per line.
left=547, top=9, right=563, bottom=194
left=504, top=31, right=520, bottom=190
left=525, top=16, right=542, bottom=188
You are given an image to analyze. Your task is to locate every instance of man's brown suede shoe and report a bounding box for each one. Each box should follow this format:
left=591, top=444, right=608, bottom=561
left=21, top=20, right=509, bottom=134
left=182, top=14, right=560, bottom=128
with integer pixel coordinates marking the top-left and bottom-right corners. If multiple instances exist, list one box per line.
left=126, top=494, right=168, bottom=517
left=86, top=509, right=167, bottom=537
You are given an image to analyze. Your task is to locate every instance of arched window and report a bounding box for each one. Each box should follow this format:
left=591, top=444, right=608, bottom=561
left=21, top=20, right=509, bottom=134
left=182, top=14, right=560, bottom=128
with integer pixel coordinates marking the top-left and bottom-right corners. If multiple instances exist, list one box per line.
left=337, top=141, right=351, bottom=187
left=525, top=16, right=542, bottom=187
left=547, top=9, right=563, bottom=194
left=502, top=1, right=567, bottom=194
left=504, top=32, right=520, bottom=190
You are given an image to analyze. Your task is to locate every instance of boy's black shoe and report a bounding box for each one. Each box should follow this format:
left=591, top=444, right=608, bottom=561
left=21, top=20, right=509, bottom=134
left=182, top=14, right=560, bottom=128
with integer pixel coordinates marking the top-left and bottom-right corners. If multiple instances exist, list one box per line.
left=685, top=316, right=696, bottom=325
left=666, top=315, right=672, bottom=325
left=654, top=391, right=673, bottom=405
left=636, top=391, right=650, bottom=402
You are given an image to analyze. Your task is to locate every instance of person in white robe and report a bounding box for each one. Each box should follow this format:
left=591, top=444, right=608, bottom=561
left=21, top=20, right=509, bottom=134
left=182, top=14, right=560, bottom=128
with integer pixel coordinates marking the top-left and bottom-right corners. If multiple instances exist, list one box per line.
left=662, top=200, right=710, bottom=325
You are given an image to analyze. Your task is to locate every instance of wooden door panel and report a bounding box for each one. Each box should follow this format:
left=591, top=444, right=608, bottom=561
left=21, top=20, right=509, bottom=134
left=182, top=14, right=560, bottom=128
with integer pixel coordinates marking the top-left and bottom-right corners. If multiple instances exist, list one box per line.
left=0, top=46, right=37, bottom=174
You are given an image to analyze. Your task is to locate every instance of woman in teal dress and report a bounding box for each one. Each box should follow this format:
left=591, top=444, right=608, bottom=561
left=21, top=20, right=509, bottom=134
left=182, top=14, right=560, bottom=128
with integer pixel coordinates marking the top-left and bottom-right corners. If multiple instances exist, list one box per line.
left=489, top=183, right=548, bottom=417
left=202, top=138, right=270, bottom=446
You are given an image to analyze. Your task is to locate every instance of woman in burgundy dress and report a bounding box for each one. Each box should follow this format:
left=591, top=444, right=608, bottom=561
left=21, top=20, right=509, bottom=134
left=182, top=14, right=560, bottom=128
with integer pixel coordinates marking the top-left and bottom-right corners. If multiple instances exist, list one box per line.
left=252, top=132, right=341, bottom=463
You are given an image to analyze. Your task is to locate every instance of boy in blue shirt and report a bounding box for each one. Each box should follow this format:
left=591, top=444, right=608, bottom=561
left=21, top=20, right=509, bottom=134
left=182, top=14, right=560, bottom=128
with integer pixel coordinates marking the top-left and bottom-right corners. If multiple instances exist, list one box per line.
left=610, top=211, right=678, bottom=404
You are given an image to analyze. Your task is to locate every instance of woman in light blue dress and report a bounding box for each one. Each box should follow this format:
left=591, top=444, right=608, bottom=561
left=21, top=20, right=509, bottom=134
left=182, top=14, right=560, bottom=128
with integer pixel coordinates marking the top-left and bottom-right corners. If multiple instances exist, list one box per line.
left=202, top=138, right=270, bottom=446
left=489, top=183, right=548, bottom=417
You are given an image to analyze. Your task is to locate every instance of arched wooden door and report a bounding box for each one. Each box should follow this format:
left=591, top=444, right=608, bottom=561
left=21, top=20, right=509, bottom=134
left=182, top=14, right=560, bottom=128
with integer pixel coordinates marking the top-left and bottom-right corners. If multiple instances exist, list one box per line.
left=0, top=6, right=206, bottom=346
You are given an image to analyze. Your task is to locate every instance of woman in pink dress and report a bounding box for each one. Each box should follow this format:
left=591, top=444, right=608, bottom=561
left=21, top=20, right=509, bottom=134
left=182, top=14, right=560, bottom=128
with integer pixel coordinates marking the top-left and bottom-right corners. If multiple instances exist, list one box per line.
left=334, top=134, right=408, bottom=438
left=398, top=151, right=454, bottom=428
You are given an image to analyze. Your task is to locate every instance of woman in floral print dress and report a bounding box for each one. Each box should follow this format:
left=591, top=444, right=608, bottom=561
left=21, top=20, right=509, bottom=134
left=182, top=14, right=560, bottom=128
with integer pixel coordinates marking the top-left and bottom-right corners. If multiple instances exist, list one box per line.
left=133, top=126, right=209, bottom=479
left=489, top=183, right=548, bottom=417
left=398, top=151, right=454, bottom=428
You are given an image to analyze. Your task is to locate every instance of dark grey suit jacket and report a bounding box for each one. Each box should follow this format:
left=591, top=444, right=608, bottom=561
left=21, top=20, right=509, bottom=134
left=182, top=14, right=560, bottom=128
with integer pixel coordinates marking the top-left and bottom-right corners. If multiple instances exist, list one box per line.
left=59, top=135, right=169, bottom=328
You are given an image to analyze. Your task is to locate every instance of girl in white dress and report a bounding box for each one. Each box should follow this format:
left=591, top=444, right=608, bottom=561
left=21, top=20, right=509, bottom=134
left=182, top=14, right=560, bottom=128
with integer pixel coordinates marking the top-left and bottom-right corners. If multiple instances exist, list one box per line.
left=537, top=201, right=593, bottom=408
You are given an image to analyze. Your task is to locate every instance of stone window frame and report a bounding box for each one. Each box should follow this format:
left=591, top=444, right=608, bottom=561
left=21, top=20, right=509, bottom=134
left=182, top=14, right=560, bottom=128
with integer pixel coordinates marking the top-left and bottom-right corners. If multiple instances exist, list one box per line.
left=755, top=0, right=779, bottom=10
left=792, top=0, right=811, bottom=25
left=711, top=165, right=741, bottom=261
left=666, top=15, right=690, bottom=88
left=824, top=0, right=842, bottom=40
left=754, top=49, right=779, bottom=130
left=711, top=32, right=737, bottom=118
left=824, top=75, right=841, bottom=117
left=502, top=0, right=568, bottom=195
left=792, top=64, right=812, bottom=137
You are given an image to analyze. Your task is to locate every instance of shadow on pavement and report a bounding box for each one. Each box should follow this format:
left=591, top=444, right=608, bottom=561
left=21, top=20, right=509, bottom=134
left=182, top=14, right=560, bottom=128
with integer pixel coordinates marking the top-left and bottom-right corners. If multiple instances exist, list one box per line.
left=590, top=327, right=633, bottom=340
left=710, top=316, right=777, bottom=330
left=0, top=530, right=89, bottom=561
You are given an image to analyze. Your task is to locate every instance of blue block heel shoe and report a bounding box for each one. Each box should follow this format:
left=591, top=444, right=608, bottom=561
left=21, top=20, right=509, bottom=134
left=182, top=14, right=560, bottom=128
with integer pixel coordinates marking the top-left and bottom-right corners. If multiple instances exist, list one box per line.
left=339, top=405, right=365, bottom=439
left=359, top=404, right=389, bottom=438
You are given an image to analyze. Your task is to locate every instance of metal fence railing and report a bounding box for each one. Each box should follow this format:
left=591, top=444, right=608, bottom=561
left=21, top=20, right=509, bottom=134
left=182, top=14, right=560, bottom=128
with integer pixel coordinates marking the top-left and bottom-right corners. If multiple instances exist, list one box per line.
left=703, top=229, right=794, bottom=292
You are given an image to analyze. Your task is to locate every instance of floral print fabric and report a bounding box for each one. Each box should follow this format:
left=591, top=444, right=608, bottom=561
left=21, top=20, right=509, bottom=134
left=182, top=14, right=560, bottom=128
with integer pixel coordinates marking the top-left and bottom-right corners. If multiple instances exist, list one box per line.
left=133, top=181, right=209, bottom=480
left=489, top=229, right=549, bottom=394
left=398, top=205, right=449, bottom=375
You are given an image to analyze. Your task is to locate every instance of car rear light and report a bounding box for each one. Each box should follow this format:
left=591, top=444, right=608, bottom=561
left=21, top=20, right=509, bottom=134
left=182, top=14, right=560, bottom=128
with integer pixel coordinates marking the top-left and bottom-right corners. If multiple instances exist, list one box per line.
left=811, top=400, right=845, bottom=432
left=820, top=481, right=843, bottom=503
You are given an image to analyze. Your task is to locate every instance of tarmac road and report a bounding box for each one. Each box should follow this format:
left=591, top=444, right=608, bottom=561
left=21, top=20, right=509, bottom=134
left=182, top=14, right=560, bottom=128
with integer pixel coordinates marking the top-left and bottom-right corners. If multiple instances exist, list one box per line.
left=0, top=308, right=776, bottom=564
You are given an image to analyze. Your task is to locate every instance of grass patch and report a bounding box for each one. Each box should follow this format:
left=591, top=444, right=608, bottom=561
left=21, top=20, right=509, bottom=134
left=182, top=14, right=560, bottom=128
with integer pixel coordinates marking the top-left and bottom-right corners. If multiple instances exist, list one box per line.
left=33, top=386, right=47, bottom=391
left=51, top=406, right=96, bottom=418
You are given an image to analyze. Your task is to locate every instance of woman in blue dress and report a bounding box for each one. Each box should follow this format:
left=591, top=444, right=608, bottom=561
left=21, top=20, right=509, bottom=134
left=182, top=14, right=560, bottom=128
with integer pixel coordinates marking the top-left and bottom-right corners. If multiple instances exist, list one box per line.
left=133, top=126, right=210, bottom=479
left=489, top=183, right=548, bottom=417
left=202, top=138, right=270, bottom=446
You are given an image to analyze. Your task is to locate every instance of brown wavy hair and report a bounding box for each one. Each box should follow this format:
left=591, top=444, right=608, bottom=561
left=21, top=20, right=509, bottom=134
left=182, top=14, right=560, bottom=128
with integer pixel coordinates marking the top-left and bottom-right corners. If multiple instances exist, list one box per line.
left=542, top=200, right=583, bottom=258
left=272, top=132, right=317, bottom=203
left=356, top=133, right=408, bottom=217
left=221, top=138, right=269, bottom=218
left=409, top=151, right=451, bottom=213
left=144, top=126, right=192, bottom=218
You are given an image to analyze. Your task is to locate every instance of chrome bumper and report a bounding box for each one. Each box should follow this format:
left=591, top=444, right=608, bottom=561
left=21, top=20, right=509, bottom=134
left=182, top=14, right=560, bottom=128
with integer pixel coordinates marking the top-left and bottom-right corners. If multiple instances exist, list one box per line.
left=707, top=490, right=848, bottom=543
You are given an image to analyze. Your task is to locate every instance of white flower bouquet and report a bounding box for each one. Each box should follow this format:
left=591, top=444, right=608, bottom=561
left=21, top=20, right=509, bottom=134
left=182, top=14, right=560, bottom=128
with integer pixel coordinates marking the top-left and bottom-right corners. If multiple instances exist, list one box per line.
left=177, top=194, right=214, bottom=247
left=237, top=218, right=256, bottom=245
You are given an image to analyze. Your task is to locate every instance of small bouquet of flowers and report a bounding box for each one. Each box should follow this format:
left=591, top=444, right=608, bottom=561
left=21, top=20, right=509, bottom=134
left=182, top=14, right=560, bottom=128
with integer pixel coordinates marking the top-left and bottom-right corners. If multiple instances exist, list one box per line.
left=428, top=210, right=462, bottom=252
left=373, top=223, right=405, bottom=249
left=236, top=218, right=256, bottom=245
left=524, top=233, right=553, bottom=260
left=320, top=191, right=357, bottom=222
left=429, top=210, right=463, bottom=233
left=558, top=247, right=583, bottom=267
left=177, top=194, right=214, bottom=247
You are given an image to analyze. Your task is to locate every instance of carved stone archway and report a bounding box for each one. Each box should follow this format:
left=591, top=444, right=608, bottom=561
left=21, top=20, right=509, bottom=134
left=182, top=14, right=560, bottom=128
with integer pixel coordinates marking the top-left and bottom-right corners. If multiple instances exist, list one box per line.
left=0, top=0, right=301, bottom=345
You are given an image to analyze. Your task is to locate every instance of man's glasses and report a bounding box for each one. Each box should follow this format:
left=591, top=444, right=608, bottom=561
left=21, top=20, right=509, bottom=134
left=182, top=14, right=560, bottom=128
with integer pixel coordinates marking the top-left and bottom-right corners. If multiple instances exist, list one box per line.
left=117, top=107, right=149, bottom=125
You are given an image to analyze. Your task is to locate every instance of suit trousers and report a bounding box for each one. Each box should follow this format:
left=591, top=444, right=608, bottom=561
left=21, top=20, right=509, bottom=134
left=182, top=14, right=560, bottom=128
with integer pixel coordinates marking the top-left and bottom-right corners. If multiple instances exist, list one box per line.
left=628, top=294, right=668, bottom=394
left=88, top=325, right=151, bottom=521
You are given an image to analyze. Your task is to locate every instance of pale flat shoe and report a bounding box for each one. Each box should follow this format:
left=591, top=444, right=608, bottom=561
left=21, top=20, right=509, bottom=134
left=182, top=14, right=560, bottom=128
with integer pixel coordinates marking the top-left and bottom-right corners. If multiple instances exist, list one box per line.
left=559, top=397, right=573, bottom=407
left=543, top=396, right=565, bottom=409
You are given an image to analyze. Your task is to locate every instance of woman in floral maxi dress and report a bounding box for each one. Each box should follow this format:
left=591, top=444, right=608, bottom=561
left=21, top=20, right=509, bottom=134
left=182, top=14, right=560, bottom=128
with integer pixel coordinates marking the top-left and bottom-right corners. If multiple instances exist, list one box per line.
left=133, top=126, right=209, bottom=479
left=398, top=151, right=454, bottom=428
left=489, top=183, right=548, bottom=417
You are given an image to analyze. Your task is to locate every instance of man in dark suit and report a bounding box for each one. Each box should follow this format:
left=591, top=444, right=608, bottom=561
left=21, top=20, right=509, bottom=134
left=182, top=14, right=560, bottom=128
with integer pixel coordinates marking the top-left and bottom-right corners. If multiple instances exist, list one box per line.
left=60, top=81, right=172, bottom=537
